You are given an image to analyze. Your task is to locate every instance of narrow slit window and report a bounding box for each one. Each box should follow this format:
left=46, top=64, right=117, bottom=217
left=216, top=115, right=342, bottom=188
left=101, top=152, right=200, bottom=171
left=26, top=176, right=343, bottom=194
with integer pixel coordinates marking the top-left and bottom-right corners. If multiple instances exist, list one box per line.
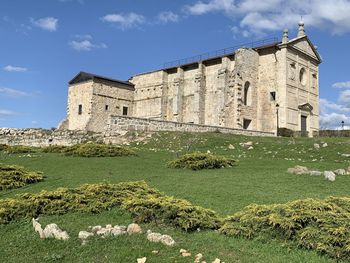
left=105, top=105, right=109, bottom=111
left=78, top=104, right=82, bottom=115
left=122, top=106, right=128, bottom=116
left=270, top=92, right=276, bottom=101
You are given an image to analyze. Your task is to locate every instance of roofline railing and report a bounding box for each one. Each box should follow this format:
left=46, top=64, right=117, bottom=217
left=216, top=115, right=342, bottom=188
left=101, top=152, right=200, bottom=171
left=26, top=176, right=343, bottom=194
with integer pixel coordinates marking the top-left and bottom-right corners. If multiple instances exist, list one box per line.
left=163, top=37, right=279, bottom=69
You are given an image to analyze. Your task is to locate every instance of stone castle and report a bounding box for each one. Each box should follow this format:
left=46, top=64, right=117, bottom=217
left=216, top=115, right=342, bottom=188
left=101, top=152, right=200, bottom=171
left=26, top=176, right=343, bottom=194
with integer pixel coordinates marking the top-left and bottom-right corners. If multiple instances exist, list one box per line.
left=60, top=22, right=321, bottom=136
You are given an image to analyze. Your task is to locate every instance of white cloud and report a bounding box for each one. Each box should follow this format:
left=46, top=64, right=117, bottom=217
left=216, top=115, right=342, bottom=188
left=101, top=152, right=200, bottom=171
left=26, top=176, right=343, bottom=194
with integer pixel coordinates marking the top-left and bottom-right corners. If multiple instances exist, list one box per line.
left=3, top=65, right=27, bottom=72
left=320, top=97, right=350, bottom=129
left=0, top=87, right=29, bottom=97
left=31, top=17, right=58, bottom=32
left=0, top=109, right=18, bottom=116
left=101, top=13, right=145, bottom=30
left=184, top=0, right=350, bottom=36
left=69, top=35, right=107, bottom=51
left=157, top=11, right=179, bottom=23
left=339, top=90, right=350, bottom=107
left=333, top=81, right=350, bottom=89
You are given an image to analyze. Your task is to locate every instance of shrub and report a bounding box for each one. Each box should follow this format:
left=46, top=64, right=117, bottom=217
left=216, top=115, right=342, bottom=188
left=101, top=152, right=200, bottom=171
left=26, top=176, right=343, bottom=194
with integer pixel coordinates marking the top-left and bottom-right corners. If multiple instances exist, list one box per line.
left=0, top=144, right=9, bottom=151
left=4, top=145, right=37, bottom=154
left=167, top=152, right=237, bottom=170
left=0, top=164, right=44, bottom=190
left=0, top=181, right=220, bottom=231
left=42, top=143, right=136, bottom=157
left=220, top=197, right=350, bottom=260
left=41, top=145, right=68, bottom=153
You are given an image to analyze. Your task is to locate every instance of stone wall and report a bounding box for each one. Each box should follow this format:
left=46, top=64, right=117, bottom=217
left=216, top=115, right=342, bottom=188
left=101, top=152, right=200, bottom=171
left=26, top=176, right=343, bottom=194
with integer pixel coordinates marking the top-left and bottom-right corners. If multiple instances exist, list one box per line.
left=0, top=128, right=121, bottom=147
left=107, top=115, right=275, bottom=137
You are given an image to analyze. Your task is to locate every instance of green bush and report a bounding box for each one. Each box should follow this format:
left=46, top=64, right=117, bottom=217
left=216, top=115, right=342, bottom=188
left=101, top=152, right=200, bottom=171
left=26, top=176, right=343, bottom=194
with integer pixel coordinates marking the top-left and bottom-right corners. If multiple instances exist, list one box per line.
left=220, top=197, right=350, bottom=260
left=41, top=143, right=136, bottom=157
left=167, top=152, right=237, bottom=170
left=0, top=164, right=44, bottom=190
left=41, top=145, right=68, bottom=153
left=0, top=181, right=220, bottom=231
left=4, top=145, right=37, bottom=154
left=0, top=144, right=9, bottom=151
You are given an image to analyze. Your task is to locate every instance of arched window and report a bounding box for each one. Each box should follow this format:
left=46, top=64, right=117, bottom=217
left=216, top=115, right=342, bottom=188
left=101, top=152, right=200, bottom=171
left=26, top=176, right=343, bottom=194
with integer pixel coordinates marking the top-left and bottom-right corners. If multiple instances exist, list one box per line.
left=243, top=81, right=251, bottom=106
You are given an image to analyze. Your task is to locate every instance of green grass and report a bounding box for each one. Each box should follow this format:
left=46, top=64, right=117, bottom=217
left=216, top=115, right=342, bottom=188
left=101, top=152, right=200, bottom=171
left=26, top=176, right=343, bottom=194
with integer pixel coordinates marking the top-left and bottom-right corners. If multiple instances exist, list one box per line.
left=0, top=132, right=349, bottom=262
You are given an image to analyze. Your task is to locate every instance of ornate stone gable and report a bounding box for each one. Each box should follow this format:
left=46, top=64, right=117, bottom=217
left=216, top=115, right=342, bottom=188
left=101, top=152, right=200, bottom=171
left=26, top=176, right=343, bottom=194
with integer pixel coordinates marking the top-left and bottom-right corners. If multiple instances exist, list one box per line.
left=288, top=37, right=321, bottom=62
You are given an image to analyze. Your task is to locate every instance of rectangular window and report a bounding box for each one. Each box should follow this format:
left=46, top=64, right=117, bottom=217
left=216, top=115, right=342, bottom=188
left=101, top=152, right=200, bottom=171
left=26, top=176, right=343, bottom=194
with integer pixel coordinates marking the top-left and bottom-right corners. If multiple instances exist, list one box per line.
left=270, top=92, right=276, bottom=101
left=105, top=105, right=109, bottom=111
left=122, top=106, right=128, bottom=116
left=78, top=104, right=82, bottom=115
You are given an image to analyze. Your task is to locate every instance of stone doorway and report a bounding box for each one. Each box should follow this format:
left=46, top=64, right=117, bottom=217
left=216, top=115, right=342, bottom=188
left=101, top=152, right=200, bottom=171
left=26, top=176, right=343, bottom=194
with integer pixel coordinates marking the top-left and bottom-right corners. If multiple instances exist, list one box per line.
left=301, top=115, right=307, bottom=132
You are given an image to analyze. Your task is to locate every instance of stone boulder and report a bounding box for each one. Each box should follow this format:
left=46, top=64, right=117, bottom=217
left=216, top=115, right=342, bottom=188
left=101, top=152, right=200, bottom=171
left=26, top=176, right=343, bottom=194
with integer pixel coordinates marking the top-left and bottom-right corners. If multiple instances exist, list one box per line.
left=287, top=165, right=309, bottom=175
left=137, top=257, right=147, bottom=263
left=334, top=169, right=346, bottom=176
left=240, top=141, right=253, bottom=148
left=127, top=223, right=142, bottom=234
left=43, top=223, right=69, bottom=240
left=313, top=143, right=320, bottom=149
left=324, top=171, right=336, bottom=181
left=309, top=171, right=322, bottom=176
left=78, top=231, right=94, bottom=240
left=146, top=230, right=175, bottom=246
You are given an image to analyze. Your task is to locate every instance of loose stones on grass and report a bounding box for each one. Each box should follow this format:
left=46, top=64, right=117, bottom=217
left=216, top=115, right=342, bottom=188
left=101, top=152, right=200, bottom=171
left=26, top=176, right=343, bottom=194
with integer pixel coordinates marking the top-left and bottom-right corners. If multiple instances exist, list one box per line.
left=32, top=218, right=69, bottom=241
left=146, top=230, right=175, bottom=246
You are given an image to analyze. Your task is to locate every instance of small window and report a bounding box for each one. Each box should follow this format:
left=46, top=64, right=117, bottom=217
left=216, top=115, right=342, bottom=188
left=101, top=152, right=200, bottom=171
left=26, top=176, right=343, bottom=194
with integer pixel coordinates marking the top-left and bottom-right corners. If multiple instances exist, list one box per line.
left=299, top=68, right=307, bottom=86
left=243, top=119, right=252, bottom=130
left=105, top=105, right=109, bottom=111
left=122, top=106, right=128, bottom=116
left=78, top=104, right=82, bottom=115
left=243, top=81, right=251, bottom=106
left=270, top=92, right=276, bottom=101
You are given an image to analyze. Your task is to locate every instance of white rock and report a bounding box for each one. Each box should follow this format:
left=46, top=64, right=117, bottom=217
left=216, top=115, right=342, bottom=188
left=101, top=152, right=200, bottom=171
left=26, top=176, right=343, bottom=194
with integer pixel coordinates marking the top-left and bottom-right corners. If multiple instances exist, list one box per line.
left=324, top=171, right=336, bottom=181
left=287, top=165, right=309, bottom=175
left=96, top=228, right=111, bottom=236
left=78, top=231, right=94, bottom=240
left=195, top=253, right=203, bottom=263
left=334, top=169, right=346, bottom=176
left=228, top=144, right=235, bottom=150
left=322, top=143, right=328, bottom=148
left=43, top=223, right=69, bottom=240
left=347, top=166, right=350, bottom=175
left=91, top=225, right=102, bottom=234
left=137, top=257, right=147, bottom=263
left=248, top=146, right=254, bottom=150
left=127, top=223, right=142, bottom=234
left=106, top=224, right=113, bottom=229
left=314, top=143, right=320, bottom=149
left=160, top=234, right=175, bottom=246
left=179, top=249, right=188, bottom=254
left=309, top=171, right=322, bottom=176
left=341, top=153, right=350, bottom=157
left=212, top=259, right=221, bottom=263
left=146, top=230, right=162, bottom=243
left=32, top=218, right=45, bottom=239
left=111, top=228, right=126, bottom=236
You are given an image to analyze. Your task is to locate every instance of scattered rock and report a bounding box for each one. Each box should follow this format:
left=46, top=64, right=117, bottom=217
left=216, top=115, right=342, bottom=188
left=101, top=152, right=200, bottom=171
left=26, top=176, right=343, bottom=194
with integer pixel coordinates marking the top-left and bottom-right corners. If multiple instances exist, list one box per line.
left=347, top=166, right=350, bottom=175
left=195, top=253, right=203, bottom=262
left=334, top=169, right=346, bottom=176
left=314, top=143, right=320, bottom=149
left=146, top=230, right=175, bottom=246
left=287, top=165, right=309, bottom=175
left=180, top=249, right=191, bottom=257
left=137, top=257, right=147, bottom=263
left=127, top=223, right=142, bottom=234
left=322, top=143, right=328, bottom=148
left=248, top=146, right=254, bottom=150
left=228, top=144, right=235, bottom=150
left=309, top=171, right=322, bottom=176
left=152, top=250, right=159, bottom=254
left=240, top=141, right=253, bottom=148
left=324, top=171, right=336, bottom=181
left=341, top=153, right=350, bottom=157
left=43, top=223, right=69, bottom=240
left=212, top=259, right=221, bottom=263
left=32, top=218, right=45, bottom=238
left=91, top=225, right=102, bottom=234
left=160, top=234, right=175, bottom=246
left=78, top=231, right=93, bottom=240
left=111, top=226, right=127, bottom=236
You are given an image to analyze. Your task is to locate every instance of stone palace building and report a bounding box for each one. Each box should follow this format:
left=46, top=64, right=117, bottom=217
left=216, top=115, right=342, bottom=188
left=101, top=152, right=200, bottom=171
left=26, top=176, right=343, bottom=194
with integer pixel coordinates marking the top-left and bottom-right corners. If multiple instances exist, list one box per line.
left=60, top=22, right=321, bottom=136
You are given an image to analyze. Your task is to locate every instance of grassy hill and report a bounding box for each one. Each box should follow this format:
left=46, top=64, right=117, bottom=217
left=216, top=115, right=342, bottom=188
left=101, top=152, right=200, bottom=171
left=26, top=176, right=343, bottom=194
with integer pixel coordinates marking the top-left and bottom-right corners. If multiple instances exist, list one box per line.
left=0, top=132, right=349, bottom=262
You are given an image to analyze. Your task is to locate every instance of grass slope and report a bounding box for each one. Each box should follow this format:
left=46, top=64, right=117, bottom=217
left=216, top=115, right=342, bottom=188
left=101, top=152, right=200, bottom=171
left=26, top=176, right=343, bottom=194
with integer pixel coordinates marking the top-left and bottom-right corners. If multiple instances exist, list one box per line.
left=0, top=132, right=349, bottom=262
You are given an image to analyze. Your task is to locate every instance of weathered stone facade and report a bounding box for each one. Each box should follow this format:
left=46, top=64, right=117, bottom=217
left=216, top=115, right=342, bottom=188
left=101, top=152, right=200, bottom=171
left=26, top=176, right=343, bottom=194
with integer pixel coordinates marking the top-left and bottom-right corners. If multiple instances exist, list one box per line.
left=62, top=23, right=321, bottom=136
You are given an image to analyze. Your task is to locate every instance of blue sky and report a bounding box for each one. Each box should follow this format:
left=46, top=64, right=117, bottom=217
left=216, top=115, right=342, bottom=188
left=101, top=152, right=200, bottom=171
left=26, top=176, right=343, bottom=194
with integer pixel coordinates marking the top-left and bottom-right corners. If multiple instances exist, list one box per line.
left=0, top=0, right=350, bottom=129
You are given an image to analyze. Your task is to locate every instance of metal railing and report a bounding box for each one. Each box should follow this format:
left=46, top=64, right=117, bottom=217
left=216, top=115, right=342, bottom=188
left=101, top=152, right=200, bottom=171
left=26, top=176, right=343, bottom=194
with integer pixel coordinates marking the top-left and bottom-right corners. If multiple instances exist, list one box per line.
left=163, top=37, right=279, bottom=69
